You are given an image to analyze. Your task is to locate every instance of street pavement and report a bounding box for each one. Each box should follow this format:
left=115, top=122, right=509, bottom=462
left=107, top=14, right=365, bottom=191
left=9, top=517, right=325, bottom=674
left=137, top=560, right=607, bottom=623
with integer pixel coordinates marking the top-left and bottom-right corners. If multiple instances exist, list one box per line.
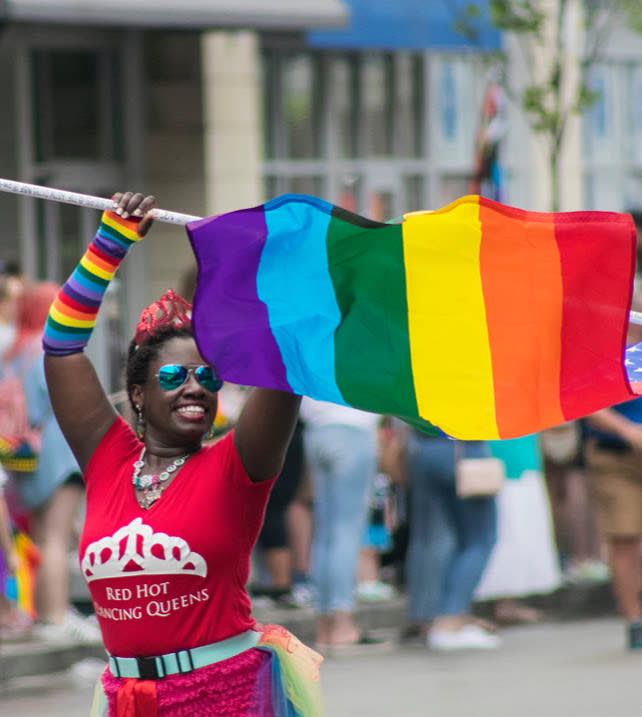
left=1, top=616, right=640, bottom=716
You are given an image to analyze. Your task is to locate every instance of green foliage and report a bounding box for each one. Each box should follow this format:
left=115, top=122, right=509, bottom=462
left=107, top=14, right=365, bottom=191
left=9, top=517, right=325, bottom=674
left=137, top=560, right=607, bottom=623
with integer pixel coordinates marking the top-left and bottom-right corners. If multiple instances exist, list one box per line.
left=453, top=3, right=486, bottom=42
left=488, top=0, right=546, bottom=33
left=618, top=0, right=642, bottom=33
left=451, top=0, right=639, bottom=210
left=522, top=86, right=557, bottom=134
left=574, top=85, right=602, bottom=114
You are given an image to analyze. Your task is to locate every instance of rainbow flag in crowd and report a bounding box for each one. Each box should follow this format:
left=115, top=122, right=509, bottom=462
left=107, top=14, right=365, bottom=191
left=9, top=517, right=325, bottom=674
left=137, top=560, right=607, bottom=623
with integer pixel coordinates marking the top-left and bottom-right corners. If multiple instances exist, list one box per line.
left=1, top=532, right=40, bottom=618
left=187, top=194, right=637, bottom=440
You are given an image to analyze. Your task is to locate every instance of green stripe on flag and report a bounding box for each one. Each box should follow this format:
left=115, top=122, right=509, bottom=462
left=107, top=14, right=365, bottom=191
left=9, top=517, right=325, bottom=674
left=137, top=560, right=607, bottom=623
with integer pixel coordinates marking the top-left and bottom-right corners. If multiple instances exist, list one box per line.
left=326, top=208, right=422, bottom=425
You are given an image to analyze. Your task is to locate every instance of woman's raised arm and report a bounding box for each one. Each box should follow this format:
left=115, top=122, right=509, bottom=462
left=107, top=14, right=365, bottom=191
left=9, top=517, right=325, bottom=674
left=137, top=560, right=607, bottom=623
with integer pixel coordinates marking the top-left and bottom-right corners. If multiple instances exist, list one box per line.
left=233, top=388, right=302, bottom=483
left=43, top=192, right=155, bottom=470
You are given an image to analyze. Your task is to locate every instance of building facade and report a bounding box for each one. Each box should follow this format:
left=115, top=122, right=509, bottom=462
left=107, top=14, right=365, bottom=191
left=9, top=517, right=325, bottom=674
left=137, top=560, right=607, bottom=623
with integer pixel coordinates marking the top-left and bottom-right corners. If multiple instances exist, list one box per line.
left=0, top=1, right=641, bottom=388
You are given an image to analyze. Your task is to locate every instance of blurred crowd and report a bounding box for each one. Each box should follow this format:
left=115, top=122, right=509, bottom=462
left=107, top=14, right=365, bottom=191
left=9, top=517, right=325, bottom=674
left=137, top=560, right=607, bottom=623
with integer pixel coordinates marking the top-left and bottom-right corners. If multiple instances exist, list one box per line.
left=3, top=228, right=642, bottom=655
left=0, top=264, right=100, bottom=644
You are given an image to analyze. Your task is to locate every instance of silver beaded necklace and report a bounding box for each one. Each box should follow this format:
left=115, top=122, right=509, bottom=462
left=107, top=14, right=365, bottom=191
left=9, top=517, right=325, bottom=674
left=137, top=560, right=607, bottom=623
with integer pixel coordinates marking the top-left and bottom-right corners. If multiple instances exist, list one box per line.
left=132, top=446, right=191, bottom=509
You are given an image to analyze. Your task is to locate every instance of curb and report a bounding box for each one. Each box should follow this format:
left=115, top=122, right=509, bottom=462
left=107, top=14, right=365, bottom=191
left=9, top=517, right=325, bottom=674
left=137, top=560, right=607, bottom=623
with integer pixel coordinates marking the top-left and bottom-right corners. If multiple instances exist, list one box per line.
left=0, top=581, right=616, bottom=683
left=0, top=640, right=107, bottom=682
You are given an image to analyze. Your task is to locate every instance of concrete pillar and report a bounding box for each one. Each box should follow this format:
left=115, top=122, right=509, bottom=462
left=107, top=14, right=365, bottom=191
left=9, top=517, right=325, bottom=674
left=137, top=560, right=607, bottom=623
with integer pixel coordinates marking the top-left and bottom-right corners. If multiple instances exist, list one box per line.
left=201, top=31, right=263, bottom=216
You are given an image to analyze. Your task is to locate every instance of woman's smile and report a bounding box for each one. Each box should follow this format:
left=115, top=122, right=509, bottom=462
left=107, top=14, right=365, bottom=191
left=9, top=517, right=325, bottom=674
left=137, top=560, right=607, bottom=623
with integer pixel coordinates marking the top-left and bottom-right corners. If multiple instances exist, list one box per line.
left=175, top=403, right=207, bottom=421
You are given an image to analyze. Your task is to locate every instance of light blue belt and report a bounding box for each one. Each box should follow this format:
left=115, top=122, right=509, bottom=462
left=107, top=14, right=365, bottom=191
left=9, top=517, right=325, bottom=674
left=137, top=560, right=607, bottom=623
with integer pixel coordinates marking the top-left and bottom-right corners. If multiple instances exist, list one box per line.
left=108, top=629, right=261, bottom=680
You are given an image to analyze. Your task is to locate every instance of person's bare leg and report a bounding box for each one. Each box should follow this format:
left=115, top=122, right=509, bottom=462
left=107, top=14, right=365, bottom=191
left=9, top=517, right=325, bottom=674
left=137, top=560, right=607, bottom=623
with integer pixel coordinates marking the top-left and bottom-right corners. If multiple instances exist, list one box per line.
left=493, top=598, right=541, bottom=624
left=608, top=536, right=642, bottom=620
left=31, top=482, right=83, bottom=624
left=431, top=614, right=466, bottom=632
left=287, top=499, right=312, bottom=578
left=263, top=547, right=292, bottom=591
left=315, top=614, right=331, bottom=646
left=358, top=547, right=379, bottom=583
left=566, top=468, right=603, bottom=565
left=328, top=609, right=360, bottom=645
left=543, top=461, right=569, bottom=563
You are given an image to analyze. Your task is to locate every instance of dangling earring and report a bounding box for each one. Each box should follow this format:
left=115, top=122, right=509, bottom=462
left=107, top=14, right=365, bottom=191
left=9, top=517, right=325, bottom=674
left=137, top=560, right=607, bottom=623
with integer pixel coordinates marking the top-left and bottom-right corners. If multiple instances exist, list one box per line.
left=135, top=404, right=145, bottom=440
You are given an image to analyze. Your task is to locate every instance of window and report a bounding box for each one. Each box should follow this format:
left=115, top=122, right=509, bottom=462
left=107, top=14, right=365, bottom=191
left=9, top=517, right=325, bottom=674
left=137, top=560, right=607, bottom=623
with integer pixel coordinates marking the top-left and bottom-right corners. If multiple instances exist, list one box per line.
left=332, top=55, right=359, bottom=158
left=282, top=54, right=323, bottom=159
left=403, top=175, right=425, bottom=213
left=362, top=53, right=394, bottom=156
left=262, top=50, right=323, bottom=159
left=32, top=49, right=123, bottom=162
left=397, top=54, right=424, bottom=157
left=285, top=176, right=324, bottom=196
left=262, top=51, right=278, bottom=160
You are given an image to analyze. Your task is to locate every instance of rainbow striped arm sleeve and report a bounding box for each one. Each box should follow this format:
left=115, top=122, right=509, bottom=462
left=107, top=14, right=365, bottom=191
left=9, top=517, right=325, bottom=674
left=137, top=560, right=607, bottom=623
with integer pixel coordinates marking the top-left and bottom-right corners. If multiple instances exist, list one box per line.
left=42, top=211, right=143, bottom=356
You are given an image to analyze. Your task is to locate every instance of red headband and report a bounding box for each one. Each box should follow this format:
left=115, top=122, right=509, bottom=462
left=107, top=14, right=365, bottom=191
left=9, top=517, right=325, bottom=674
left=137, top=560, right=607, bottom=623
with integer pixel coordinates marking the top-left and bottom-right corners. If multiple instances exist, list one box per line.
left=134, top=289, right=192, bottom=346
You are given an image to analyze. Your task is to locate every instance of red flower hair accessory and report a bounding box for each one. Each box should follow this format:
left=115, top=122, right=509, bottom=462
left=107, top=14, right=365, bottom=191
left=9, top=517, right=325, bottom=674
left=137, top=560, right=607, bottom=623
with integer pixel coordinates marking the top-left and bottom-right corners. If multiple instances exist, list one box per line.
left=134, top=289, right=192, bottom=346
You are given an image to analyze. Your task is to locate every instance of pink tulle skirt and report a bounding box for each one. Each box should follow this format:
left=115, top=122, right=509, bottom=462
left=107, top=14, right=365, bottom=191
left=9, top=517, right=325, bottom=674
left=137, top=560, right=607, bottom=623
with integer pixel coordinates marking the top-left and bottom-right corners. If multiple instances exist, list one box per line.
left=92, top=625, right=323, bottom=717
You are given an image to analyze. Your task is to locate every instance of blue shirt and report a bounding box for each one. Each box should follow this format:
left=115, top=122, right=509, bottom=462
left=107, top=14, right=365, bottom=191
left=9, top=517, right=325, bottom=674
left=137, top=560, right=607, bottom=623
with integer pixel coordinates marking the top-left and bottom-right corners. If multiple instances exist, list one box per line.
left=584, top=396, right=642, bottom=448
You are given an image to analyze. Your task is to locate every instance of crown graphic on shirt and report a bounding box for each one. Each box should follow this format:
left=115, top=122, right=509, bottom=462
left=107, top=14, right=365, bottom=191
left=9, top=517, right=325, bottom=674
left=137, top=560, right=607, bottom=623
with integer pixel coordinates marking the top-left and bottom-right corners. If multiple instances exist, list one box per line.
left=81, top=518, right=207, bottom=582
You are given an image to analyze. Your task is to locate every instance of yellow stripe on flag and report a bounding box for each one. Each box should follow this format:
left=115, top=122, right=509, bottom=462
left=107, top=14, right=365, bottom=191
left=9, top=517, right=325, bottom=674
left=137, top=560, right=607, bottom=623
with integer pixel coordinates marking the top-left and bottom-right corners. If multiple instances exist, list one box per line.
left=403, top=197, right=499, bottom=439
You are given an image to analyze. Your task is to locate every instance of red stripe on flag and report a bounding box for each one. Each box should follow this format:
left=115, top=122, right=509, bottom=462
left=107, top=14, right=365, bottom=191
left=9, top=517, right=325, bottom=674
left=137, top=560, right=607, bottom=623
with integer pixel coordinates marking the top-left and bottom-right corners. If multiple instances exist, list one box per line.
left=556, top=211, right=636, bottom=419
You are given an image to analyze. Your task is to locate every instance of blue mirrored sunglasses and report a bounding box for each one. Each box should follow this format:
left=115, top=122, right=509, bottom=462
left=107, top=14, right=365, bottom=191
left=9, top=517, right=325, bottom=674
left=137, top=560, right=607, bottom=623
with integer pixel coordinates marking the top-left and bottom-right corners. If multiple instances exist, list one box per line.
left=156, top=364, right=223, bottom=393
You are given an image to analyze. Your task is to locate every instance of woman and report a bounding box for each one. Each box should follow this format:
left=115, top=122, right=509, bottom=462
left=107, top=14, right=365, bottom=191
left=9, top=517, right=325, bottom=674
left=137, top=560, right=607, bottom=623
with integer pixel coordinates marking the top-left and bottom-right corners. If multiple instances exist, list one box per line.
left=43, top=192, right=320, bottom=716
left=474, top=434, right=561, bottom=623
left=300, top=398, right=386, bottom=653
left=403, top=432, right=499, bottom=650
left=2, top=281, right=97, bottom=642
left=253, top=420, right=306, bottom=607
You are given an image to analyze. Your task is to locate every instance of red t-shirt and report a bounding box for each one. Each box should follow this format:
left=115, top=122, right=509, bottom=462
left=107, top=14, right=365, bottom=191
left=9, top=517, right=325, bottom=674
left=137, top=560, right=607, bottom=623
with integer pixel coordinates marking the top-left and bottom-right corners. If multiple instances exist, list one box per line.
left=78, top=416, right=274, bottom=657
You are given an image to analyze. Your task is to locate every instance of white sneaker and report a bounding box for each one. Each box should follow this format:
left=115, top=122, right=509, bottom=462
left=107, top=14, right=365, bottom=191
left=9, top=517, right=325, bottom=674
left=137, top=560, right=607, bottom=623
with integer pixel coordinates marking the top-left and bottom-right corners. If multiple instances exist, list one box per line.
left=33, top=609, right=102, bottom=645
left=290, top=581, right=316, bottom=608
left=356, top=580, right=397, bottom=602
left=428, top=623, right=501, bottom=651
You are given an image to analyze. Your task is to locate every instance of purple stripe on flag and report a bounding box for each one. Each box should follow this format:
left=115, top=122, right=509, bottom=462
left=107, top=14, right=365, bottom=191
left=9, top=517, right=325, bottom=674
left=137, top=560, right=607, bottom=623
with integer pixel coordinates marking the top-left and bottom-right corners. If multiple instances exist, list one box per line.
left=186, top=207, right=292, bottom=392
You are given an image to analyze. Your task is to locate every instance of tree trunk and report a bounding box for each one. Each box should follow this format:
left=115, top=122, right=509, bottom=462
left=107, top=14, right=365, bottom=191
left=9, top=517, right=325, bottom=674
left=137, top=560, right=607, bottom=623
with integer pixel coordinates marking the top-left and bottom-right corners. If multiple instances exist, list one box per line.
left=550, top=145, right=560, bottom=212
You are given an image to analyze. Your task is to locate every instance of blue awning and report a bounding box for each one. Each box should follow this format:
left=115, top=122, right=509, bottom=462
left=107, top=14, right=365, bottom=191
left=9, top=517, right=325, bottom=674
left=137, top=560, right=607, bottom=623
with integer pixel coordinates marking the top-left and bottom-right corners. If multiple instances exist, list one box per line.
left=307, top=0, right=501, bottom=51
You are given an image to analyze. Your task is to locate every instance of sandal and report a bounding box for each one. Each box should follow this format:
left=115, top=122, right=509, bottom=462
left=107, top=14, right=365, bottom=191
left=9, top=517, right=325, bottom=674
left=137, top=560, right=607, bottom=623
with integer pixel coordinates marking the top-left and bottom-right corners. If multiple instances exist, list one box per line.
left=494, top=604, right=542, bottom=626
left=326, top=634, right=394, bottom=657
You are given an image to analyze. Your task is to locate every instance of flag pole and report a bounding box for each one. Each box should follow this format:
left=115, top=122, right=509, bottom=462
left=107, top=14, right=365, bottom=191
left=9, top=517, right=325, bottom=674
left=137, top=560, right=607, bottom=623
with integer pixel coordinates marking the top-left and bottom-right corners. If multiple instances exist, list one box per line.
left=0, top=177, right=202, bottom=226
left=1, top=177, right=642, bottom=326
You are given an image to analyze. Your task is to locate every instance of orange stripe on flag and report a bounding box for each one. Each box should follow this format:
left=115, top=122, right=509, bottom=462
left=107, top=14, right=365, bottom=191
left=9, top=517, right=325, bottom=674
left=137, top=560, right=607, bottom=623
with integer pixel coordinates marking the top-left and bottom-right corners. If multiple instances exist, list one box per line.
left=479, top=200, right=565, bottom=438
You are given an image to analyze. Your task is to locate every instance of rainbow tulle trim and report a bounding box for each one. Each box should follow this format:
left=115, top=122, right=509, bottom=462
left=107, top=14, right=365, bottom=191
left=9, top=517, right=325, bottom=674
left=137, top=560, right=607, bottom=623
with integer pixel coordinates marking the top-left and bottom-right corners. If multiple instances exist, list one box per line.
left=254, top=624, right=324, bottom=717
left=90, top=624, right=323, bottom=717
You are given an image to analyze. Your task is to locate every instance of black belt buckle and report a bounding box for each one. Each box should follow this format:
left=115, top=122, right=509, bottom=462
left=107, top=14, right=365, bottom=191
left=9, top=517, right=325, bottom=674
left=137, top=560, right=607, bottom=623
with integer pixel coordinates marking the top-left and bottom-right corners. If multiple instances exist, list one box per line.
left=136, top=655, right=163, bottom=680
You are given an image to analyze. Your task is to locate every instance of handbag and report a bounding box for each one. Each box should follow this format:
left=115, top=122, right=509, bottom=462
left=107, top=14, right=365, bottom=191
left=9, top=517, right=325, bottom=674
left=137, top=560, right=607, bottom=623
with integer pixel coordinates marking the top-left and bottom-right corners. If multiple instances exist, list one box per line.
left=454, top=443, right=505, bottom=498
left=0, top=367, right=41, bottom=473
left=539, top=421, right=581, bottom=464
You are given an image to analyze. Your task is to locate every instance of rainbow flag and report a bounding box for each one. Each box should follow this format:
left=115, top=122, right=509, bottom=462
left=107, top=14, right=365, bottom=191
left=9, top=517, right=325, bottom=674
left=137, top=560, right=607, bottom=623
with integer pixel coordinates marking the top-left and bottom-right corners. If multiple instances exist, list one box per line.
left=10, top=532, right=40, bottom=618
left=187, top=194, right=637, bottom=439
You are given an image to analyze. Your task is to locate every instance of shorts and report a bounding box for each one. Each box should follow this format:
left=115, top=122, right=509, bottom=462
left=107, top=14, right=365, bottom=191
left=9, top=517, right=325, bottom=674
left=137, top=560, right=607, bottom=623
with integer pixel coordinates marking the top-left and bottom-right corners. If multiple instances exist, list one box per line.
left=363, top=523, right=392, bottom=551
left=585, top=442, right=642, bottom=537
